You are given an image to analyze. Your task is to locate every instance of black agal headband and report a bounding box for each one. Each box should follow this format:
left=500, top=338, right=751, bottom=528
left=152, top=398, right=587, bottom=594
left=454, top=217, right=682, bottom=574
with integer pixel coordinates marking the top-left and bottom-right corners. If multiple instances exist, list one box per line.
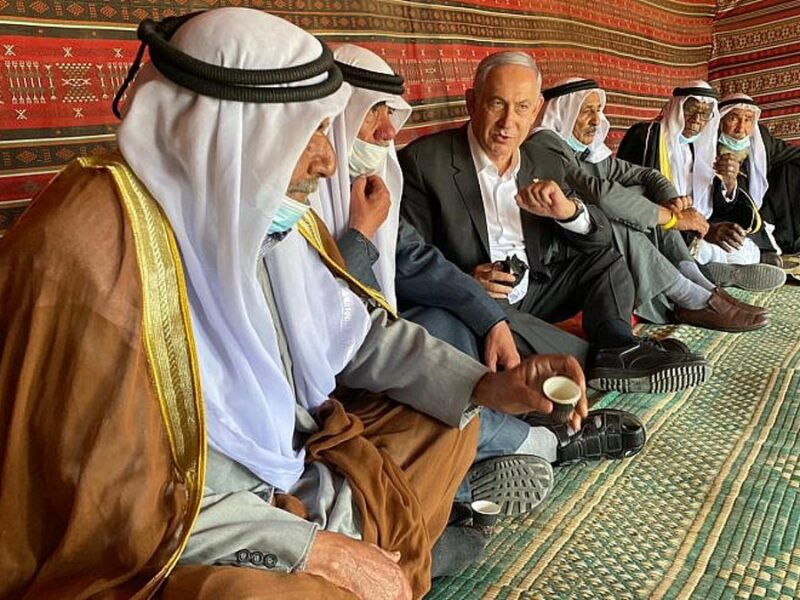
left=672, top=86, right=719, bottom=100
left=718, top=97, right=758, bottom=110
left=112, top=11, right=343, bottom=118
left=335, top=60, right=405, bottom=95
left=542, top=79, right=599, bottom=101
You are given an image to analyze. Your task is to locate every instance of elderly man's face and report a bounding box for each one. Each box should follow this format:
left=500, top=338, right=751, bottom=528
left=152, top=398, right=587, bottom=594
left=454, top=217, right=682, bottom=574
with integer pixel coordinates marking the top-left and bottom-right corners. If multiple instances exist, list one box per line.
left=721, top=108, right=756, bottom=140
left=466, top=64, right=543, bottom=172
left=287, top=118, right=336, bottom=203
left=357, top=102, right=397, bottom=145
left=573, top=92, right=602, bottom=145
left=682, top=98, right=714, bottom=138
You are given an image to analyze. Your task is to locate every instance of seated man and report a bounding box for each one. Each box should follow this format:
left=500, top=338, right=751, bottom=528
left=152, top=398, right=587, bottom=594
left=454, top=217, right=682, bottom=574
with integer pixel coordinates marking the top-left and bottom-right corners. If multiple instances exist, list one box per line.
left=0, top=10, right=588, bottom=599
left=399, top=51, right=709, bottom=394
left=524, top=77, right=766, bottom=331
left=716, top=93, right=800, bottom=264
left=617, top=81, right=785, bottom=291
left=312, top=45, right=644, bottom=528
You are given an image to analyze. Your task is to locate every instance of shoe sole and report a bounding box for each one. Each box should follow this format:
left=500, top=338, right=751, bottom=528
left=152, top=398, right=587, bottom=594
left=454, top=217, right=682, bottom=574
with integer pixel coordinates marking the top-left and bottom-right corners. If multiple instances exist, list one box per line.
left=706, top=262, right=786, bottom=292
left=588, top=362, right=711, bottom=393
left=677, top=316, right=769, bottom=333
left=469, top=455, right=554, bottom=517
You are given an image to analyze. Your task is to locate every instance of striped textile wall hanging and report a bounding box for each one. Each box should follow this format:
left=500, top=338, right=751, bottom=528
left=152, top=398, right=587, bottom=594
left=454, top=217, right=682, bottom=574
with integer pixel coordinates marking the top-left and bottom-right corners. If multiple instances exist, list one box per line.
left=1, top=0, right=717, bottom=235
left=709, top=0, right=800, bottom=144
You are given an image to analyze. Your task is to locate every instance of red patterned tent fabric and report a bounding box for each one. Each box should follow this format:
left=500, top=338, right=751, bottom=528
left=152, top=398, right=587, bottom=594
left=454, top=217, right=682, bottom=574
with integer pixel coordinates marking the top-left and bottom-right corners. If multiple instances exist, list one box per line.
left=709, top=0, right=800, bottom=144
left=0, top=0, right=796, bottom=236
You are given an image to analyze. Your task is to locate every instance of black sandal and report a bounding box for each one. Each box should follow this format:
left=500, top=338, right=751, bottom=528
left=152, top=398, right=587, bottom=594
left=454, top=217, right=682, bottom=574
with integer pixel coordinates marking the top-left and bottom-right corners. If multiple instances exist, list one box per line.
left=527, top=408, right=646, bottom=466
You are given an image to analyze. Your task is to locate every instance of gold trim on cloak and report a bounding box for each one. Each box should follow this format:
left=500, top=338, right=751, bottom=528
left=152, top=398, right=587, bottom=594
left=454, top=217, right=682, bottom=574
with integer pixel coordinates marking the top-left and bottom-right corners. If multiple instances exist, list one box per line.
left=77, top=153, right=206, bottom=597
left=660, top=133, right=763, bottom=234
left=297, top=209, right=398, bottom=318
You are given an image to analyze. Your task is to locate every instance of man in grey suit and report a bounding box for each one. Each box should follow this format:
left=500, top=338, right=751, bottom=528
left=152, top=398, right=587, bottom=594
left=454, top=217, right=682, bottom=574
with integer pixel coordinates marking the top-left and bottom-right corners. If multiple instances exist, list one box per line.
left=399, top=51, right=708, bottom=394
left=524, top=78, right=767, bottom=331
left=313, top=45, right=606, bottom=473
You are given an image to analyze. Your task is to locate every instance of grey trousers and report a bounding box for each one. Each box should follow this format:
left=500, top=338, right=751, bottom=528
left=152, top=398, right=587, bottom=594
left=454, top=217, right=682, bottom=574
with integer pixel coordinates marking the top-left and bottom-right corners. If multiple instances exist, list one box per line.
left=611, top=224, right=694, bottom=324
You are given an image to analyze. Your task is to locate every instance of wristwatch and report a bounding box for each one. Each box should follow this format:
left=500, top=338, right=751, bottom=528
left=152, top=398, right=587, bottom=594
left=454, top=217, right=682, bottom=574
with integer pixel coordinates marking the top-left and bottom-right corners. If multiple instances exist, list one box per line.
left=556, top=197, right=586, bottom=223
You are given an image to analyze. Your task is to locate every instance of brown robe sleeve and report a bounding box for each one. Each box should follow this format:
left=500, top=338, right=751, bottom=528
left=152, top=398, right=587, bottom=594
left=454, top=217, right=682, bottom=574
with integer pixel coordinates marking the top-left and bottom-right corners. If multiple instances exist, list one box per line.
left=0, top=163, right=190, bottom=599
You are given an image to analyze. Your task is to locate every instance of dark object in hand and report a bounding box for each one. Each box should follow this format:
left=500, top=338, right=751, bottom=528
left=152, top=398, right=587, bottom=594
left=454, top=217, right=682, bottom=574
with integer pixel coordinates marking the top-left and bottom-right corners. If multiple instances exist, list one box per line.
left=493, top=255, right=528, bottom=287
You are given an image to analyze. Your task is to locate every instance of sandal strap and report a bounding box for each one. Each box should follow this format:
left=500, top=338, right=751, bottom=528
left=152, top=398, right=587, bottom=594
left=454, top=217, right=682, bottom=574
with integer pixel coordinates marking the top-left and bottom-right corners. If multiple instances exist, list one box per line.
left=556, top=409, right=645, bottom=465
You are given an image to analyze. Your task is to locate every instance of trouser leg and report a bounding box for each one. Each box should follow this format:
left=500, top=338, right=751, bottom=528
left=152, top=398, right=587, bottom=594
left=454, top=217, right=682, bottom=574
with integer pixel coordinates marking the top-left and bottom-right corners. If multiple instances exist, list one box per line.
left=401, top=305, right=481, bottom=360
left=610, top=223, right=677, bottom=322
left=659, top=228, right=695, bottom=264
left=521, top=247, right=635, bottom=348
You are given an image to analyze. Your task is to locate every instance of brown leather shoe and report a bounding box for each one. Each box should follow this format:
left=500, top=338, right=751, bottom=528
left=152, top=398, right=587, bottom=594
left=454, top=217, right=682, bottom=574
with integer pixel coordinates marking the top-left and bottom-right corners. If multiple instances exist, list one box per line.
left=715, top=288, right=768, bottom=316
left=675, top=289, right=769, bottom=332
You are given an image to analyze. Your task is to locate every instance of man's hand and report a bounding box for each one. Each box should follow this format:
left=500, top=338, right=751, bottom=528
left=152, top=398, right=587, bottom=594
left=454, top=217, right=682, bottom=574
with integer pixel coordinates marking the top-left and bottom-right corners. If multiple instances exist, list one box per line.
left=472, top=262, right=516, bottom=299
left=673, top=207, right=710, bottom=236
left=713, top=154, right=740, bottom=195
left=349, top=175, right=391, bottom=239
left=663, top=195, right=693, bottom=214
left=484, top=321, right=521, bottom=372
left=305, top=531, right=411, bottom=600
left=515, top=180, right=577, bottom=221
left=705, top=221, right=746, bottom=252
left=472, top=354, right=588, bottom=430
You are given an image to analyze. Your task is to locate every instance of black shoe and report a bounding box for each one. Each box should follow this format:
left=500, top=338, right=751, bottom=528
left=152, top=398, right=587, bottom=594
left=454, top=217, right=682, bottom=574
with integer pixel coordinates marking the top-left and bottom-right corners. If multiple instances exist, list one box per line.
left=468, top=455, right=553, bottom=517
left=760, top=251, right=783, bottom=267
left=551, top=409, right=646, bottom=465
left=431, top=525, right=487, bottom=578
left=588, top=341, right=709, bottom=393
left=447, top=502, right=473, bottom=526
left=636, top=335, right=691, bottom=354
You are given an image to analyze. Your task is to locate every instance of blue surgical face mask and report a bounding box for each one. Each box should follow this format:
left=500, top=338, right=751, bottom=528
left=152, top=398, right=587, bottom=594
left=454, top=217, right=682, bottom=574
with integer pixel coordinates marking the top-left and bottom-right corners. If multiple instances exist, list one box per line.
left=267, top=195, right=311, bottom=236
left=679, top=133, right=700, bottom=145
left=348, top=137, right=390, bottom=178
left=566, top=135, right=589, bottom=153
left=719, top=132, right=751, bottom=153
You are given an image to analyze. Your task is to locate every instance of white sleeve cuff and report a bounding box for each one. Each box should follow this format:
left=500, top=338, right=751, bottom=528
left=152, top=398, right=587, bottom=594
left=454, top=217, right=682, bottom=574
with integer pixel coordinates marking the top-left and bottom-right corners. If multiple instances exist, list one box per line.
left=556, top=210, right=593, bottom=235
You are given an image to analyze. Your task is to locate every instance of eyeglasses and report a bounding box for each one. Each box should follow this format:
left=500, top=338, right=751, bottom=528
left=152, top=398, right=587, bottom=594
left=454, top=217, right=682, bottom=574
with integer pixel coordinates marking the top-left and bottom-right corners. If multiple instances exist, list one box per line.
left=683, top=108, right=713, bottom=122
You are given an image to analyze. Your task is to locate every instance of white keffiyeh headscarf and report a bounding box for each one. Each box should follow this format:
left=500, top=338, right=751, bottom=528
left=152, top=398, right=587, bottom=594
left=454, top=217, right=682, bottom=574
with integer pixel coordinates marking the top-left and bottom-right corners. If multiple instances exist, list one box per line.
left=719, top=93, right=768, bottom=209
left=535, top=77, right=612, bottom=163
left=657, top=80, right=720, bottom=216
left=310, top=44, right=412, bottom=310
left=117, top=8, right=368, bottom=492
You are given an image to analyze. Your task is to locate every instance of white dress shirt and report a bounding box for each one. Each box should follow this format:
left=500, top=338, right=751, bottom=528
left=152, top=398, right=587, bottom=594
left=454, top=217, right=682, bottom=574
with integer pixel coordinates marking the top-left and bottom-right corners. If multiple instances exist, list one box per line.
left=467, top=124, right=592, bottom=304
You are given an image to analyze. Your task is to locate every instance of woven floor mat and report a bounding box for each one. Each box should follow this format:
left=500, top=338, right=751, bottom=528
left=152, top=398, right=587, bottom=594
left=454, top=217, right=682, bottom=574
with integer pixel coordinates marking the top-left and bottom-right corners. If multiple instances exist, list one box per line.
left=429, top=285, right=800, bottom=600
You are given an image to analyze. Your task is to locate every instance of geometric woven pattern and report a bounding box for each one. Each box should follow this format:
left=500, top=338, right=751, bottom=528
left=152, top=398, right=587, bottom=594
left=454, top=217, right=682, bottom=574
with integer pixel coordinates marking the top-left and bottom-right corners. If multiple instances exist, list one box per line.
left=709, top=0, right=800, bottom=145
left=1, top=0, right=717, bottom=230
left=430, top=284, right=800, bottom=599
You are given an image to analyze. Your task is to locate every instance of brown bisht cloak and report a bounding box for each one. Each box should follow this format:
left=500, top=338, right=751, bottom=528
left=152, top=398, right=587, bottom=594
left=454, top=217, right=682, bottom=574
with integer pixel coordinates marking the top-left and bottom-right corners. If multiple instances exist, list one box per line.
left=0, top=155, right=477, bottom=599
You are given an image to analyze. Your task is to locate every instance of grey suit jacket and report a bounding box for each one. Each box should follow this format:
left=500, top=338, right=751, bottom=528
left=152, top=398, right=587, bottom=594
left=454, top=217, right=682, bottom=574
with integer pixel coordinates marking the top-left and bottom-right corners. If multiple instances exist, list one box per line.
left=180, top=262, right=488, bottom=576
left=398, top=124, right=613, bottom=285
left=524, top=130, right=677, bottom=233
left=338, top=217, right=506, bottom=338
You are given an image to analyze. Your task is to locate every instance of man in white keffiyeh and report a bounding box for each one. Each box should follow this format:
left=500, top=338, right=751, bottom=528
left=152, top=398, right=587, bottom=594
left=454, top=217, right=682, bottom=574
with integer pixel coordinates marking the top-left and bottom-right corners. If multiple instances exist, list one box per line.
left=527, top=77, right=767, bottom=331
left=117, top=12, right=597, bottom=598
left=618, top=81, right=785, bottom=290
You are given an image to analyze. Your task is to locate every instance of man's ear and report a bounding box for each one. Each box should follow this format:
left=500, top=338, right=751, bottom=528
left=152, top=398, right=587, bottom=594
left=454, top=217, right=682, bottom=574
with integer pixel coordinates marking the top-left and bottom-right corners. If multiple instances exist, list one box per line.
left=465, top=88, right=476, bottom=116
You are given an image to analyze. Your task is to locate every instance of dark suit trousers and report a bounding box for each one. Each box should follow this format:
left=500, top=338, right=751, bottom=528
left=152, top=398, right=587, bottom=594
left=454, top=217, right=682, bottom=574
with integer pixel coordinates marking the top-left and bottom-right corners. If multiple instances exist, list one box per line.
left=509, top=246, right=635, bottom=349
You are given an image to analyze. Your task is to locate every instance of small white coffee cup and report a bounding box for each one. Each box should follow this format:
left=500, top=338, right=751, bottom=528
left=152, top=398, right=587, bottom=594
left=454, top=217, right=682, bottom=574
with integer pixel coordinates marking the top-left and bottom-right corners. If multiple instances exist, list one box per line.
left=471, top=500, right=501, bottom=535
left=543, top=375, right=581, bottom=423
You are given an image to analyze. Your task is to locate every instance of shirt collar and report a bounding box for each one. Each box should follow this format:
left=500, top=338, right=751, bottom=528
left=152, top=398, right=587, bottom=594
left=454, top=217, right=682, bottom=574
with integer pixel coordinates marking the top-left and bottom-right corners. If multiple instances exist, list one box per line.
left=467, top=122, right=520, bottom=179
